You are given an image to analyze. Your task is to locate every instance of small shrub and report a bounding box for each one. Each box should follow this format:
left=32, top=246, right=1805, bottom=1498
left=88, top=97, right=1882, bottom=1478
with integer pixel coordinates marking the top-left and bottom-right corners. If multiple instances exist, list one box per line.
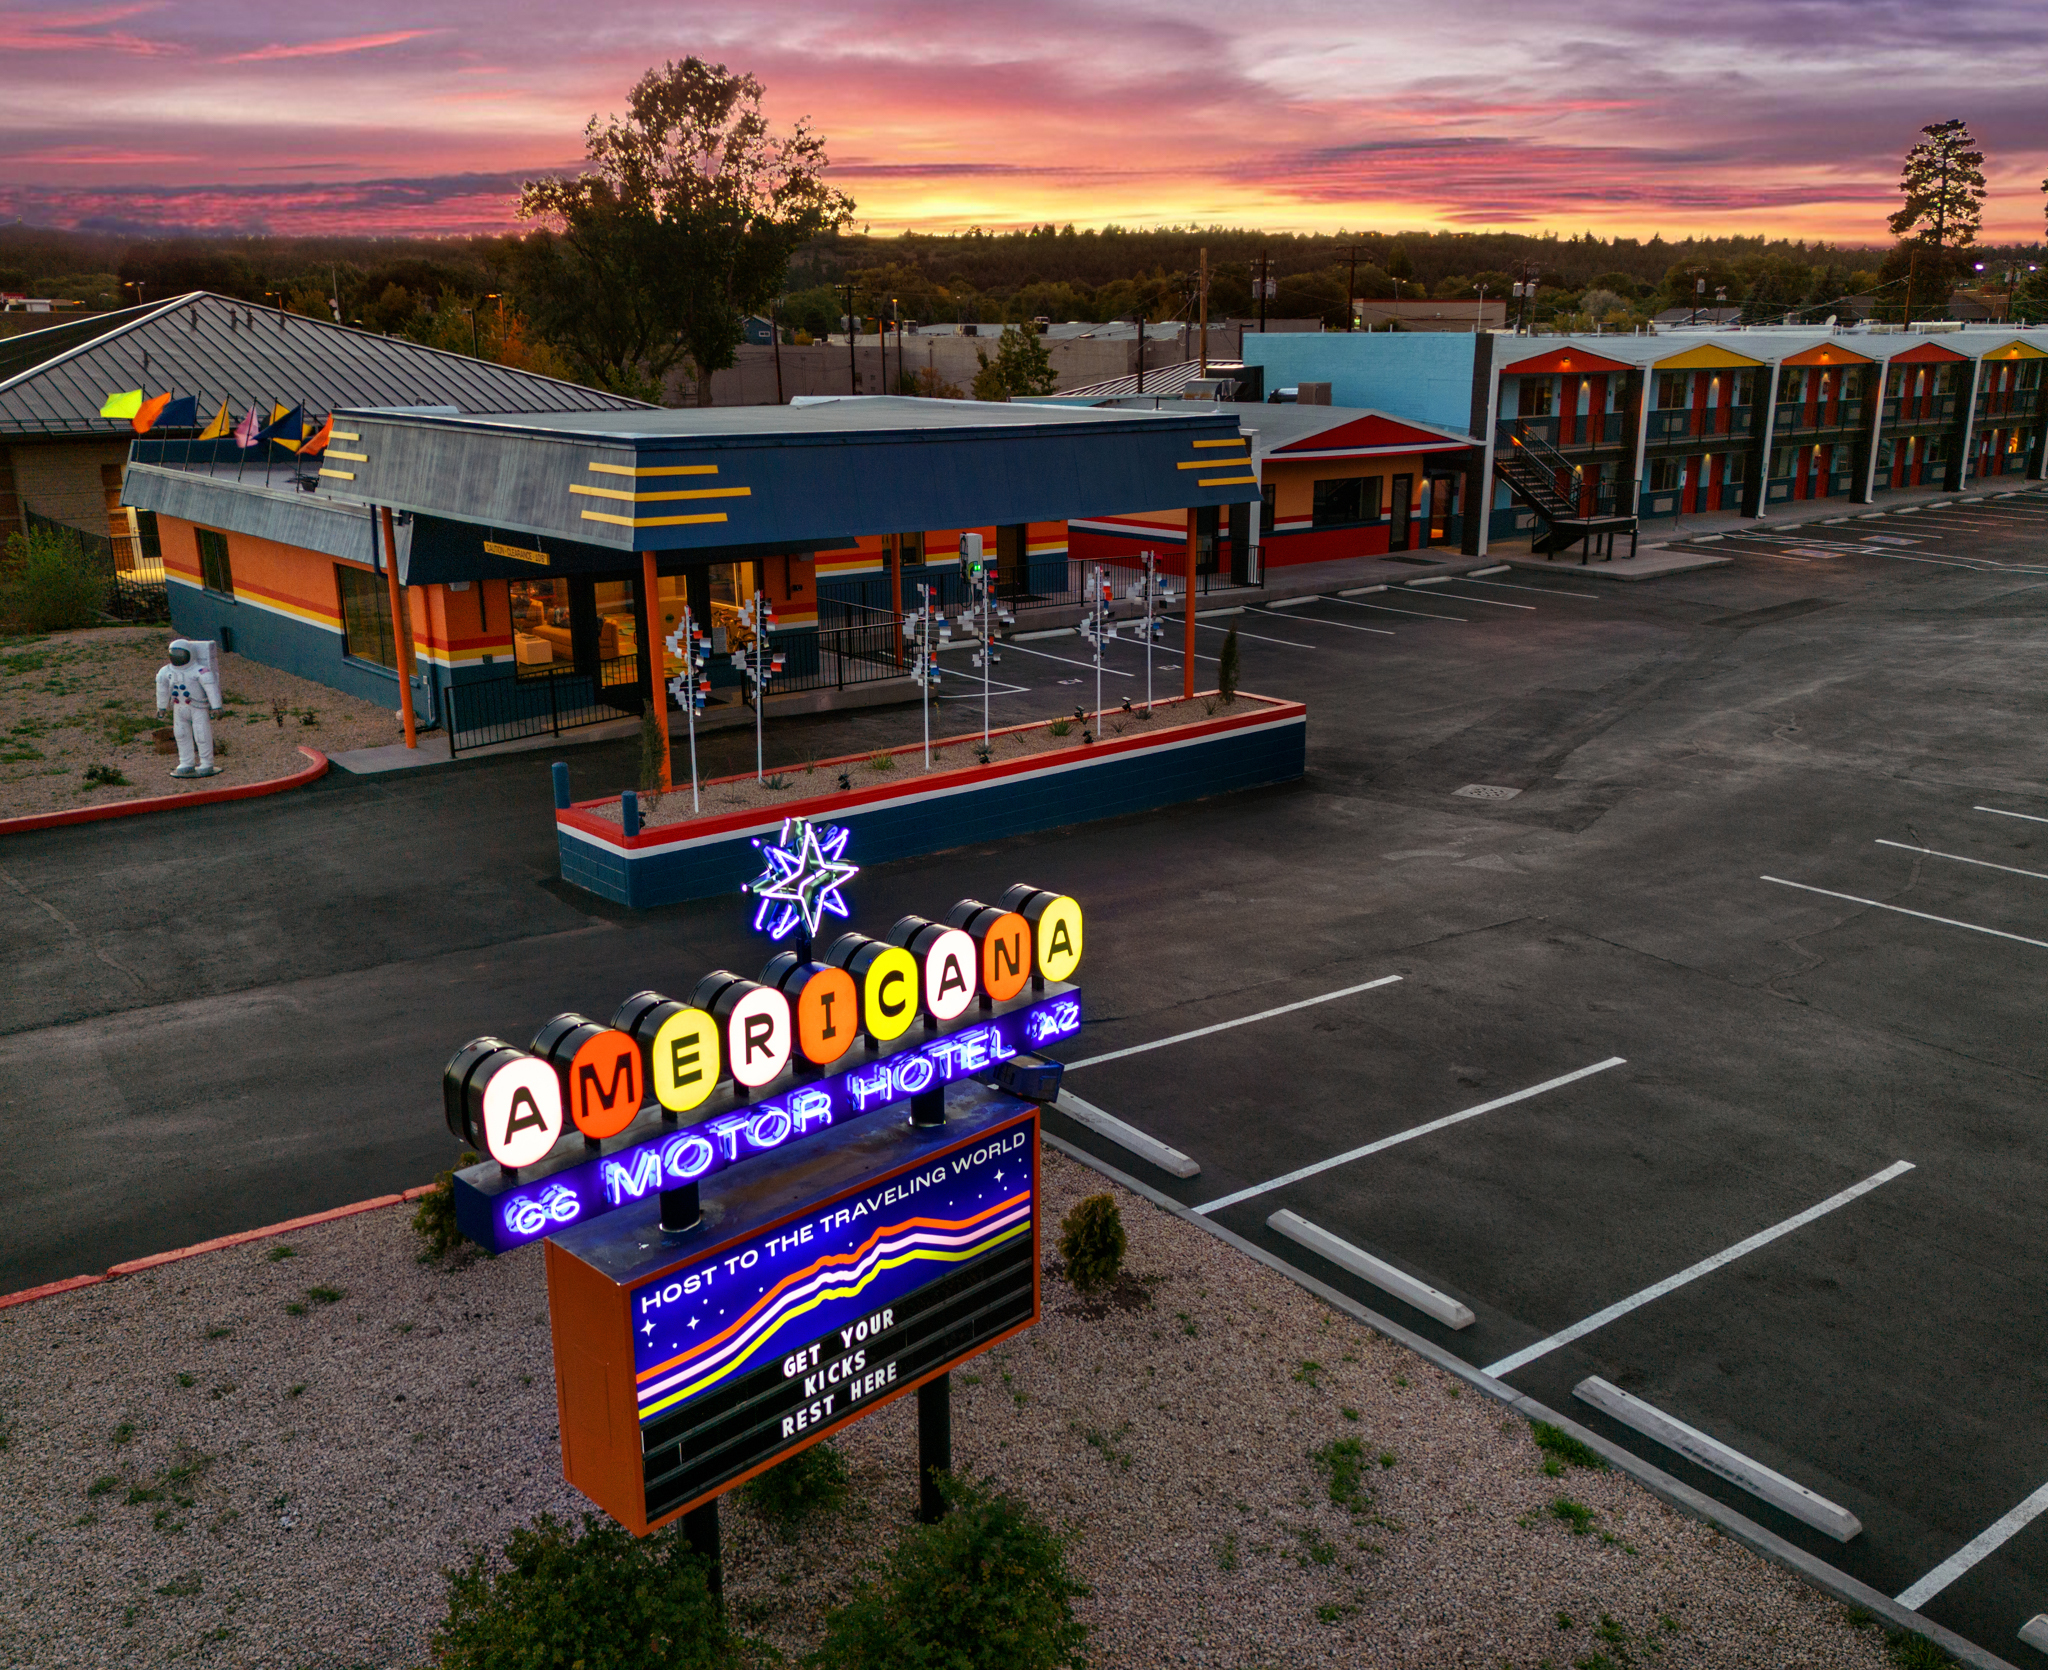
left=638, top=706, right=666, bottom=793
left=764, top=772, right=790, bottom=790
left=1217, top=625, right=1240, bottom=703
left=1048, top=717, right=1071, bottom=737
left=430, top=1511, right=731, bottom=1670
left=812, top=1475, right=1088, bottom=1670
left=1532, top=1420, right=1608, bottom=1475
left=1057, top=1194, right=1126, bottom=1291
left=297, top=708, right=318, bottom=726
left=270, top=697, right=288, bottom=727
left=1887, top=1628, right=1960, bottom=1668
left=265, top=1244, right=295, bottom=1263
left=86, top=1475, right=118, bottom=1498
left=82, top=763, right=128, bottom=787
left=867, top=751, right=896, bottom=772
left=1549, top=1496, right=1596, bottom=1535
left=304, top=1285, right=344, bottom=1306
left=413, top=1152, right=478, bottom=1261
left=1314, top=1436, right=1367, bottom=1509
left=740, top=1440, right=848, bottom=1539
left=0, top=526, right=103, bottom=631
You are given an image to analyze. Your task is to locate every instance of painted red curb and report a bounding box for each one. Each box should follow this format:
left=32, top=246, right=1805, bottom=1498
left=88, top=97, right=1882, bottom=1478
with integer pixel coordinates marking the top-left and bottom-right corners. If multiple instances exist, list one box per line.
left=0, top=746, right=329, bottom=836
left=0, top=1273, right=108, bottom=1312
left=0, top=1183, right=441, bottom=1310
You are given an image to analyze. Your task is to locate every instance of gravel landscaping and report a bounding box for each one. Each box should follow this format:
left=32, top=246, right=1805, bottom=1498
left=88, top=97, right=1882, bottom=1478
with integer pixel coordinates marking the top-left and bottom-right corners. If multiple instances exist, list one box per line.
left=0, top=628, right=400, bottom=819
left=596, top=692, right=1273, bottom=831
left=0, top=1147, right=1900, bottom=1670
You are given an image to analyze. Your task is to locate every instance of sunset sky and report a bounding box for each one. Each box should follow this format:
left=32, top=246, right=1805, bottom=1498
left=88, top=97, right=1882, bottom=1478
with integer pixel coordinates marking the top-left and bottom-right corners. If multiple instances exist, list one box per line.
left=4, top=0, right=2047, bottom=247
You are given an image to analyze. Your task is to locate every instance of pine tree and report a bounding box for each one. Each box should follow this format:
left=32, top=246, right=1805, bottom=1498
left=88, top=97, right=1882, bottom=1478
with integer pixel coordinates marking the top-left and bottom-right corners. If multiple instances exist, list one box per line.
left=971, top=325, right=1058, bottom=402
left=1888, top=119, right=1986, bottom=323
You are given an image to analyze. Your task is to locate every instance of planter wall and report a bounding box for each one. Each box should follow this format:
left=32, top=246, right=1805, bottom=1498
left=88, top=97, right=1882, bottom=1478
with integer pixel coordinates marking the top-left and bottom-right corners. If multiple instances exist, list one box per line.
left=556, top=692, right=1305, bottom=908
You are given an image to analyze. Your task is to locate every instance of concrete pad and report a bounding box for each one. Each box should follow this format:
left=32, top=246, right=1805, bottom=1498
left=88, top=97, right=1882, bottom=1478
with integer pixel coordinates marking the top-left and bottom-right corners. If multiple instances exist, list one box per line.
left=1573, top=1377, right=1862, bottom=1542
left=1054, top=1090, right=1200, bottom=1178
left=1502, top=548, right=1730, bottom=583
left=1266, top=1209, right=1475, bottom=1328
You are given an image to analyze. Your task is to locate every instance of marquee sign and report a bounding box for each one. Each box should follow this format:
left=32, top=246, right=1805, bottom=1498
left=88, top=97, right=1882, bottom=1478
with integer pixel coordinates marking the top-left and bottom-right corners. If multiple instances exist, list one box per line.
left=442, top=883, right=1083, bottom=1255
left=547, top=1091, right=1039, bottom=1535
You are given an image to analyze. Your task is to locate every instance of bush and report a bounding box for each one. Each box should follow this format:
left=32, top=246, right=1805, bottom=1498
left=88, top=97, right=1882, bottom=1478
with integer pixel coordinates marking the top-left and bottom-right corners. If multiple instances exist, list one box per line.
left=0, top=526, right=103, bottom=631
left=431, top=1511, right=732, bottom=1670
left=810, top=1476, right=1087, bottom=1670
left=1216, top=625, right=1240, bottom=704
left=413, top=1152, right=479, bottom=1262
left=1057, top=1193, right=1126, bottom=1291
left=639, top=706, right=667, bottom=794
left=741, top=1440, right=849, bottom=1539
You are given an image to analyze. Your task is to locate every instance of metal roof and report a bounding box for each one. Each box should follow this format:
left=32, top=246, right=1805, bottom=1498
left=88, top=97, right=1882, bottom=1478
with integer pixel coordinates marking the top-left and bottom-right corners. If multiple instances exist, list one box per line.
left=1056, top=360, right=1227, bottom=400
left=126, top=393, right=1263, bottom=574
left=0, top=291, right=649, bottom=438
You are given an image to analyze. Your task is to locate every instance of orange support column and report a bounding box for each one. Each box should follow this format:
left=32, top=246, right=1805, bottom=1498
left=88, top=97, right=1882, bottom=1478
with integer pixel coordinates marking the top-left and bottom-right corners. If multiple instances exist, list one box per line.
left=1182, top=508, right=1197, bottom=700
left=380, top=505, right=417, bottom=750
left=642, top=550, right=672, bottom=790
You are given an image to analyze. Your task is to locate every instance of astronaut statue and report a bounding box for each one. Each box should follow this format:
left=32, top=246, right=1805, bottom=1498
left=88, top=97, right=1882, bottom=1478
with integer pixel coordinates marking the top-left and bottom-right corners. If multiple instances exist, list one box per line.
left=155, top=639, right=223, bottom=778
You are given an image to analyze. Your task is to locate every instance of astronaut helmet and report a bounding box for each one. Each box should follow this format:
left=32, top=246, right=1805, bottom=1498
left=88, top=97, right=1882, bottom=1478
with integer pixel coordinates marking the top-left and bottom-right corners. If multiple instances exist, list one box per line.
left=167, top=640, right=192, bottom=666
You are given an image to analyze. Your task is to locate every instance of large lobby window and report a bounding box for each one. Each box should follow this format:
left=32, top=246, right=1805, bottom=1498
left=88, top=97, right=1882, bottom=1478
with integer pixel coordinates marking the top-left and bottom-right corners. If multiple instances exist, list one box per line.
left=1311, top=476, right=1381, bottom=528
left=336, top=564, right=397, bottom=668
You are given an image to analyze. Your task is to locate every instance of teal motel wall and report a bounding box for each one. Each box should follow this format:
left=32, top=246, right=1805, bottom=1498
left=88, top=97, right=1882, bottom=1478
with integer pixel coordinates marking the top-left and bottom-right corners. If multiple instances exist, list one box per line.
left=1239, top=335, right=1479, bottom=434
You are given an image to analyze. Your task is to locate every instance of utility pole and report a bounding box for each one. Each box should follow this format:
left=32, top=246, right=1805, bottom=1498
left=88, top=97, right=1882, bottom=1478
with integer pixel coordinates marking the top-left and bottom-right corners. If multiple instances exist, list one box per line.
left=1344, top=246, right=1358, bottom=332
left=1903, top=248, right=1918, bottom=330
left=771, top=299, right=784, bottom=404
left=1134, top=307, right=1146, bottom=394
left=844, top=283, right=858, bottom=393
left=1257, top=251, right=1269, bottom=333
left=1198, top=247, right=1210, bottom=376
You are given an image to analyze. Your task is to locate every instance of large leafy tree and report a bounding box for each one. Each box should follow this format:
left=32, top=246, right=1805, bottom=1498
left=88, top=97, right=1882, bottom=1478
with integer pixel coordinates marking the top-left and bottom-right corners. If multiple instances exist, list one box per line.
left=1888, top=118, right=1986, bottom=323
left=971, top=326, right=1059, bottom=402
left=517, top=60, right=853, bottom=401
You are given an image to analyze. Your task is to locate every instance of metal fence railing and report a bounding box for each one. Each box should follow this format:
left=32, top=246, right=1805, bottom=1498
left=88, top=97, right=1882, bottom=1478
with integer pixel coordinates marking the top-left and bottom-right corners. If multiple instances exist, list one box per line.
left=447, top=654, right=640, bottom=756
left=22, top=508, right=170, bottom=622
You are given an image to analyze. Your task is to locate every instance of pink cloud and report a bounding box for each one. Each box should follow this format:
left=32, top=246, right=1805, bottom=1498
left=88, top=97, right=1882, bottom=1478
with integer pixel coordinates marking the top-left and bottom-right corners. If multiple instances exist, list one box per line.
left=0, top=2, right=178, bottom=56
left=227, top=29, right=440, bottom=63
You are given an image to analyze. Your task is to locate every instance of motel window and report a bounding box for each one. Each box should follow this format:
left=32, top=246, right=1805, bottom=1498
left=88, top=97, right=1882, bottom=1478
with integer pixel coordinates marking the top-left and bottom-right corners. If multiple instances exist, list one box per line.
left=1927, top=434, right=1951, bottom=463
left=1312, top=476, right=1379, bottom=528
left=1722, top=452, right=1748, bottom=485
left=1770, top=447, right=1795, bottom=477
left=1519, top=378, right=1554, bottom=417
left=1259, top=486, right=1276, bottom=536
left=2021, top=364, right=2043, bottom=390
left=1647, top=457, right=1680, bottom=492
left=1733, top=371, right=1756, bottom=407
left=1655, top=373, right=1688, bottom=409
left=1780, top=370, right=1806, bottom=405
left=336, top=563, right=398, bottom=670
left=195, top=527, right=235, bottom=598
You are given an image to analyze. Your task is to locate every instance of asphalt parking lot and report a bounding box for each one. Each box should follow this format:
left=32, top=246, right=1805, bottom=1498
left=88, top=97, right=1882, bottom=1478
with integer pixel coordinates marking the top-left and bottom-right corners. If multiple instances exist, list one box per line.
left=4, top=484, right=2047, bottom=1662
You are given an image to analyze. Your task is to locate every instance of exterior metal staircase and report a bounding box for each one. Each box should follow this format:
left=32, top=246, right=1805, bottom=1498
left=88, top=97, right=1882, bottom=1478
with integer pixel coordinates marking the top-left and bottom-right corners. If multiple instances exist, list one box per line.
left=1494, top=421, right=1639, bottom=562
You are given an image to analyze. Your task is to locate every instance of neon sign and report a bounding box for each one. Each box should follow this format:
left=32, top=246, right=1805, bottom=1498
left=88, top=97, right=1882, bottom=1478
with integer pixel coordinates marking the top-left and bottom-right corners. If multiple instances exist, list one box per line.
left=442, top=884, right=1086, bottom=1255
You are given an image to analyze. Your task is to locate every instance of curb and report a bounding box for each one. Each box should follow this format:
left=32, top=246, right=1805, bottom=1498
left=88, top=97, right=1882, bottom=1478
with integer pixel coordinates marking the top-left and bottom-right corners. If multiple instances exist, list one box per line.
left=0, top=746, right=329, bottom=836
left=1040, top=1130, right=2018, bottom=1670
left=0, top=1181, right=439, bottom=1312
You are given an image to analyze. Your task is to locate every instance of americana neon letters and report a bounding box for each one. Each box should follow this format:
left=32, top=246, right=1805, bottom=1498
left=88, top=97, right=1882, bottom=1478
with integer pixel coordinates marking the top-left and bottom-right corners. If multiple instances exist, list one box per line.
left=461, top=994, right=1077, bottom=1252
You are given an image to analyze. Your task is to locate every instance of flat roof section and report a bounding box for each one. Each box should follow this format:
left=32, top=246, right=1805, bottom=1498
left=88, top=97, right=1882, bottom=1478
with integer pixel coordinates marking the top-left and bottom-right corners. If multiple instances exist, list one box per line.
left=305, top=395, right=1261, bottom=560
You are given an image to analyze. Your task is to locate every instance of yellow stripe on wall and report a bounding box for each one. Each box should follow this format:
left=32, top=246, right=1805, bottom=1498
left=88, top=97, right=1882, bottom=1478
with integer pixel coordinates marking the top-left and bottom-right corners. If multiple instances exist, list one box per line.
left=317, top=468, right=356, bottom=481
left=326, top=449, right=368, bottom=462
left=580, top=510, right=731, bottom=529
left=1199, top=474, right=1258, bottom=487
left=587, top=463, right=721, bottom=477
left=568, top=484, right=752, bottom=503
left=1192, top=438, right=1250, bottom=448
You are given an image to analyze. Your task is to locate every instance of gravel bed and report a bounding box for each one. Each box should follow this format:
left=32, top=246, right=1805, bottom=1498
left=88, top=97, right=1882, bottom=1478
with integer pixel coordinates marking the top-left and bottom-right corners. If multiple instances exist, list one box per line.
left=599, top=692, right=1265, bottom=831
left=0, top=1149, right=1896, bottom=1669
left=0, top=627, right=400, bottom=818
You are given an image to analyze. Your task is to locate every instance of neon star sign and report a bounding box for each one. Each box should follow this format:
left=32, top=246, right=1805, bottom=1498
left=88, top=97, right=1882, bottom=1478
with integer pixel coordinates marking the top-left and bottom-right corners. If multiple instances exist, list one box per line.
left=746, top=817, right=858, bottom=941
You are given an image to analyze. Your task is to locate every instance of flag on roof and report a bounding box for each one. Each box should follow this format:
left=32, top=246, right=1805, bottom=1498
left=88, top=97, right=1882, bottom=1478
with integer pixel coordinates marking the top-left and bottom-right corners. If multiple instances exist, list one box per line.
left=99, top=390, right=143, bottom=420
left=231, top=404, right=262, bottom=449
left=139, top=395, right=198, bottom=434
left=299, top=413, right=334, bottom=456
left=257, top=404, right=304, bottom=446
left=197, top=400, right=232, bottom=441
left=130, top=393, right=174, bottom=434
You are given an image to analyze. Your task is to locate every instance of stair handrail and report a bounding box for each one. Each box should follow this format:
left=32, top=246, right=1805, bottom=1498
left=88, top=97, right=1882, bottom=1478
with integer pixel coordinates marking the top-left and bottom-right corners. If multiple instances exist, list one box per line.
left=1497, top=418, right=1584, bottom=501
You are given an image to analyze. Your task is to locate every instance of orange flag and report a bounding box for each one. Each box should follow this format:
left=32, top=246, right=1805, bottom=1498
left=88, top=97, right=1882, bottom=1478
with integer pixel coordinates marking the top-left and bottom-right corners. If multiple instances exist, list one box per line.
left=299, top=413, right=334, bottom=456
left=130, top=393, right=173, bottom=434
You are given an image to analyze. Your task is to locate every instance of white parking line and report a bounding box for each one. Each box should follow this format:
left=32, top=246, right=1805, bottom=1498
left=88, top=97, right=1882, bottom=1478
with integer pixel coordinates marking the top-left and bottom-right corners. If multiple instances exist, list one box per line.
left=1573, top=1376, right=1862, bottom=1541
left=1256, top=608, right=1394, bottom=637
left=1419, top=590, right=1534, bottom=610
left=1875, top=839, right=2048, bottom=883
left=1452, top=577, right=1602, bottom=600
left=1482, top=1161, right=1915, bottom=1377
left=1976, top=805, right=2048, bottom=826
left=1761, top=876, right=2048, bottom=952
left=1196, top=620, right=1318, bottom=649
left=1318, top=595, right=1469, bottom=622
left=1897, top=1479, right=2048, bottom=1611
left=1063, top=974, right=1402, bottom=1071
left=1193, top=1057, right=1625, bottom=1217
left=1000, top=641, right=1134, bottom=677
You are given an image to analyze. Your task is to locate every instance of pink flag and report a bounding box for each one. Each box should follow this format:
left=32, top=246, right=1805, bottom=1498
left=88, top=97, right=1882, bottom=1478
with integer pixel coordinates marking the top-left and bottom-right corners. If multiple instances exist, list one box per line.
left=231, top=404, right=261, bottom=449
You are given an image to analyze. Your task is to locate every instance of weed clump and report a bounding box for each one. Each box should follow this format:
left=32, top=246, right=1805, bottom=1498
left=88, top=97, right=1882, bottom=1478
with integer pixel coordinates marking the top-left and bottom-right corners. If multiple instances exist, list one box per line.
left=739, top=1440, right=848, bottom=1540
left=413, top=1152, right=479, bottom=1262
left=1057, top=1194, right=1126, bottom=1291
left=1532, top=1420, right=1608, bottom=1477
left=431, top=1511, right=731, bottom=1670
left=813, top=1476, right=1088, bottom=1670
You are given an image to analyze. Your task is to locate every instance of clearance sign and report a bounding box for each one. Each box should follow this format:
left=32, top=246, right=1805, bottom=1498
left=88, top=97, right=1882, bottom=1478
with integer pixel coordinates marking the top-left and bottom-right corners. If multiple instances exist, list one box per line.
left=442, top=885, right=1082, bottom=1254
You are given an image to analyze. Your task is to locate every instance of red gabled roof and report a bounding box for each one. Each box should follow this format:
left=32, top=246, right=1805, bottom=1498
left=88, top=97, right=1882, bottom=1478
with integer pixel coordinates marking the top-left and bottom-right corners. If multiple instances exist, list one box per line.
left=1271, top=413, right=1473, bottom=455
left=1888, top=341, right=1969, bottom=364
left=1499, top=347, right=1633, bottom=376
